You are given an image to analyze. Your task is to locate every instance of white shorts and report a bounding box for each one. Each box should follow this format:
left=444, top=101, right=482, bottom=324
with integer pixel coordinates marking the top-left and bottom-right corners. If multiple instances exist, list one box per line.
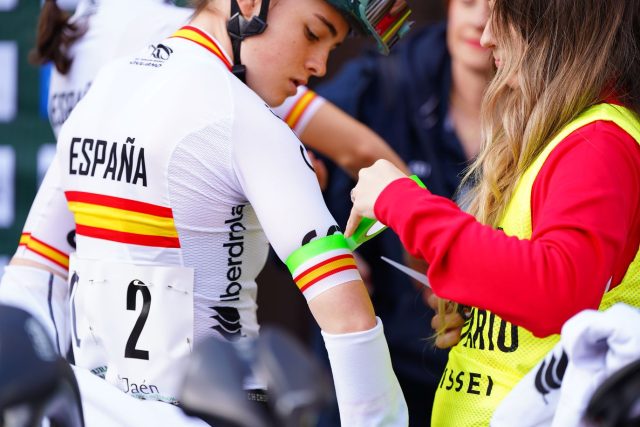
left=73, top=366, right=210, bottom=427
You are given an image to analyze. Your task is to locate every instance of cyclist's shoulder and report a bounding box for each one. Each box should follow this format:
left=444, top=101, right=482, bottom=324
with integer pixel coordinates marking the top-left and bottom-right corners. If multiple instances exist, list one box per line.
left=229, top=84, right=293, bottom=133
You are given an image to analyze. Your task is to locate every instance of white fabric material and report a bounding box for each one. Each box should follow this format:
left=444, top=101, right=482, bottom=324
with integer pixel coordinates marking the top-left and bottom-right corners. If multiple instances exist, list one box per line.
left=73, top=366, right=210, bottom=427
left=13, top=1, right=190, bottom=279
left=0, top=265, right=70, bottom=356
left=56, top=26, right=357, bottom=397
left=14, top=160, right=74, bottom=277
left=322, top=317, right=408, bottom=426
left=491, top=304, right=640, bottom=427
left=70, top=255, right=195, bottom=404
left=58, top=31, right=343, bottom=347
left=49, top=0, right=191, bottom=136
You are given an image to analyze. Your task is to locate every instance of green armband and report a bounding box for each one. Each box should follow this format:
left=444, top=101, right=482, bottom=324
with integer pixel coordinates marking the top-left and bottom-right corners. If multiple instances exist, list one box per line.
left=286, top=234, right=357, bottom=293
left=286, top=234, right=351, bottom=275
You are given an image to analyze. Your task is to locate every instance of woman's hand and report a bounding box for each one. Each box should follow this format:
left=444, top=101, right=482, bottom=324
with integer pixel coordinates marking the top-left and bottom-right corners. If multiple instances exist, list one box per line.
left=345, top=159, right=406, bottom=236
left=425, top=289, right=465, bottom=349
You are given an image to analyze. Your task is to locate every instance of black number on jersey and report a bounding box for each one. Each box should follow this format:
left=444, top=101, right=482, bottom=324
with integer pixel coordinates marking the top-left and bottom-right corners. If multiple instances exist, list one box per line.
left=125, top=280, right=151, bottom=360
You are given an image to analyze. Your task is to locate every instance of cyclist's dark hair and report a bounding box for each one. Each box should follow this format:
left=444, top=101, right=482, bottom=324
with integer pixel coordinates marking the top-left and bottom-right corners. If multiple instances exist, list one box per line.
left=29, top=0, right=86, bottom=74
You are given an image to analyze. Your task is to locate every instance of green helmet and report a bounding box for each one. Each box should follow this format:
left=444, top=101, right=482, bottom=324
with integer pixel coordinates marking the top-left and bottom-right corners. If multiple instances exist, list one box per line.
left=226, top=0, right=412, bottom=82
left=325, top=0, right=413, bottom=54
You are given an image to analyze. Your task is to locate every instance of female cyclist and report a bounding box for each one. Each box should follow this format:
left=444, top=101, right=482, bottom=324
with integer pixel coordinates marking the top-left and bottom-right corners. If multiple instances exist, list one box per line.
left=4, top=0, right=406, bottom=350
left=23, top=0, right=414, bottom=425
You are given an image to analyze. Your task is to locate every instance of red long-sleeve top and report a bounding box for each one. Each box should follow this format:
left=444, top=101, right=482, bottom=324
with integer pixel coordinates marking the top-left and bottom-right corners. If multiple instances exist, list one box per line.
left=375, top=120, right=640, bottom=337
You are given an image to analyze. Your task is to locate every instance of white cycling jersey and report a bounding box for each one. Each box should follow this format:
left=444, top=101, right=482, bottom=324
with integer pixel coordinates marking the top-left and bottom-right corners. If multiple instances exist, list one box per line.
left=56, top=26, right=360, bottom=402
left=15, top=1, right=316, bottom=280
left=48, top=0, right=191, bottom=137
left=3, top=1, right=192, bottom=352
left=15, top=0, right=191, bottom=278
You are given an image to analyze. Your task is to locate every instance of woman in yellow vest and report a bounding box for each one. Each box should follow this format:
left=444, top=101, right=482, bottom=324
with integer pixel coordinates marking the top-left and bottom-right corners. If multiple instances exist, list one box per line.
left=346, top=0, right=640, bottom=425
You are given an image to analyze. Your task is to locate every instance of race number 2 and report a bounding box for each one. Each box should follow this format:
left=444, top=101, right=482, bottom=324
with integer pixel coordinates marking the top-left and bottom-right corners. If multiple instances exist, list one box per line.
left=125, top=280, right=151, bottom=360
left=68, top=254, right=194, bottom=403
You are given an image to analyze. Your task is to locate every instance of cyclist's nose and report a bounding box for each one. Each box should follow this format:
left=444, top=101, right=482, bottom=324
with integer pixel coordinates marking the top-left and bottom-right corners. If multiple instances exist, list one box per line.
left=306, top=49, right=329, bottom=78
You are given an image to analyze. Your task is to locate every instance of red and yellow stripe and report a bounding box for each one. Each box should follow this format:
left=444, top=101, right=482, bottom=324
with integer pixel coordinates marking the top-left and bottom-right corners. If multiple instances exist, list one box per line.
left=378, top=8, right=412, bottom=43
left=19, top=233, right=69, bottom=270
left=65, top=192, right=180, bottom=248
left=284, top=90, right=317, bottom=130
left=293, top=254, right=357, bottom=292
left=170, top=26, right=232, bottom=70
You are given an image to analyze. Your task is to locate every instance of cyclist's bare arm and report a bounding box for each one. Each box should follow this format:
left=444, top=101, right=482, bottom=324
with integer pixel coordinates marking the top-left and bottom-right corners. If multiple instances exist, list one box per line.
left=301, top=100, right=409, bottom=177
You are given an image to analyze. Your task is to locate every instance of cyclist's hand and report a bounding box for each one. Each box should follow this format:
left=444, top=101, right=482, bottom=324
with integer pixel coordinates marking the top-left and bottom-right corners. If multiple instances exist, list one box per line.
left=425, top=289, right=465, bottom=349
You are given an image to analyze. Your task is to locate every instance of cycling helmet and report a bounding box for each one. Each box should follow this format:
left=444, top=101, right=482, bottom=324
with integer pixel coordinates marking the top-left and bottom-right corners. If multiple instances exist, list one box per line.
left=325, top=0, right=412, bottom=54
left=227, top=0, right=412, bottom=81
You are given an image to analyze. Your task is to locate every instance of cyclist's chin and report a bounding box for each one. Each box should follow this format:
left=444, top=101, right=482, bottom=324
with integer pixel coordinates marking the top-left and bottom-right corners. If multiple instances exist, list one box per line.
left=263, top=89, right=288, bottom=109
left=247, top=74, right=291, bottom=107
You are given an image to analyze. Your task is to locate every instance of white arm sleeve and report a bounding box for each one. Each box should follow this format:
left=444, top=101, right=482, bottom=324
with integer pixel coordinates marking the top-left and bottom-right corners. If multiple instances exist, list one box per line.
left=270, top=86, right=326, bottom=136
left=0, top=266, right=70, bottom=356
left=323, top=318, right=409, bottom=426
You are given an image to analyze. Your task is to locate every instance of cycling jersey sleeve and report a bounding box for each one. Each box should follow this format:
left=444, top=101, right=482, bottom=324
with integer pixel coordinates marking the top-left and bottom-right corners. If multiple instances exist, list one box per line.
left=14, top=156, right=75, bottom=277
left=0, top=157, right=74, bottom=354
left=270, top=86, right=325, bottom=136
left=231, top=88, right=360, bottom=301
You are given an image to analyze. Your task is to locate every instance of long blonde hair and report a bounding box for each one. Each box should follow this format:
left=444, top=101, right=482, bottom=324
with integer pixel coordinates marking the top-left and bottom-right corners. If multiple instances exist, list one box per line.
left=437, top=0, right=640, bottom=333
left=464, top=0, right=640, bottom=226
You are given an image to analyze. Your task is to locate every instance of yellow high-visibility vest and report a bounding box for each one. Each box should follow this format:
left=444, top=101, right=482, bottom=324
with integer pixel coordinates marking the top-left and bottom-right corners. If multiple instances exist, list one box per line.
left=431, top=103, right=640, bottom=426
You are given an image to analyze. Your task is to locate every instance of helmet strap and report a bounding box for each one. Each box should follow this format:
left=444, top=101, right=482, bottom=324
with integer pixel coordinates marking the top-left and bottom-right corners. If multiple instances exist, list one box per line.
left=227, top=0, right=270, bottom=83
